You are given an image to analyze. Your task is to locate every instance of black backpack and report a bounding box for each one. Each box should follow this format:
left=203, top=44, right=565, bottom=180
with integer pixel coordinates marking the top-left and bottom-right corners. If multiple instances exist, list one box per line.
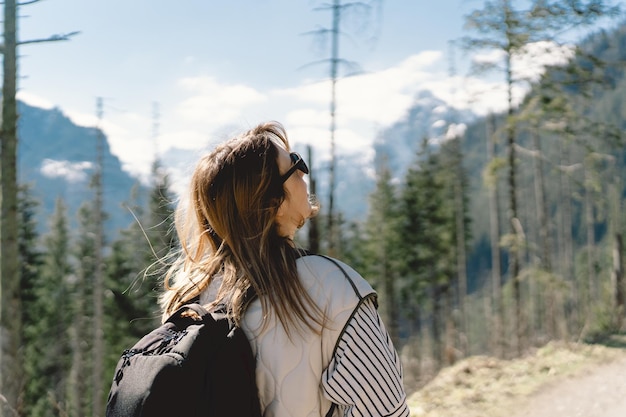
left=105, top=302, right=262, bottom=417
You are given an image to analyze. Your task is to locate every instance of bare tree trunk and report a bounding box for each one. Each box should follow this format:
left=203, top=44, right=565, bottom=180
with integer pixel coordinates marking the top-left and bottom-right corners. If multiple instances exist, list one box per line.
left=613, top=233, right=624, bottom=329
left=69, top=298, right=85, bottom=417
left=610, top=163, right=624, bottom=329
left=532, top=125, right=556, bottom=339
left=452, top=135, right=468, bottom=356
left=327, top=0, right=340, bottom=255
left=531, top=128, right=550, bottom=267
left=558, top=140, right=577, bottom=333
left=444, top=281, right=457, bottom=365
left=0, top=0, right=23, bottom=415
left=69, top=244, right=88, bottom=417
left=370, top=157, right=399, bottom=345
left=505, top=51, right=523, bottom=355
left=445, top=43, right=467, bottom=357
left=92, top=98, right=105, bottom=417
left=407, top=304, right=423, bottom=386
left=311, top=0, right=376, bottom=255
left=383, top=251, right=399, bottom=346
left=583, top=161, right=596, bottom=312
left=431, top=281, right=443, bottom=370
left=307, top=145, right=320, bottom=253
left=513, top=159, right=536, bottom=342
left=486, top=114, right=503, bottom=357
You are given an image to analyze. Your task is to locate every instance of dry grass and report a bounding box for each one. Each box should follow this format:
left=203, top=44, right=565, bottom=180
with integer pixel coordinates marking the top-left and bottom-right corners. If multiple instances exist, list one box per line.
left=406, top=338, right=626, bottom=417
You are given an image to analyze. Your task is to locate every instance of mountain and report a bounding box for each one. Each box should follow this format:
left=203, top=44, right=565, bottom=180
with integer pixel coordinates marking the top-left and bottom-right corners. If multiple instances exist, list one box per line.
left=373, top=90, right=476, bottom=179
left=329, top=90, right=476, bottom=221
left=18, top=102, right=147, bottom=238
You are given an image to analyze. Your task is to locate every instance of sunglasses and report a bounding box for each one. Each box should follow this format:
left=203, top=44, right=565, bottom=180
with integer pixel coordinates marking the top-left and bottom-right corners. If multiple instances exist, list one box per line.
left=280, top=152, right=309, bottom=183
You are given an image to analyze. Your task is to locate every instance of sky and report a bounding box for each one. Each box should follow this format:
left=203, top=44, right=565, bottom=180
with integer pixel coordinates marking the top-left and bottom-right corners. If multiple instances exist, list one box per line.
left=16, top=0, right=586, bottom=192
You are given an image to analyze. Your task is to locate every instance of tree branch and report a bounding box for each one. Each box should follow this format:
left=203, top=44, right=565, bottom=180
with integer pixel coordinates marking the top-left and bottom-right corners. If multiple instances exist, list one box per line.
left=514, top=143, right=542, bottom=159
left=18, top=31, right=80, bottom=46
left=558, top=162, right=583, bottom=174
left=297, top=57, right=361, bottom=75
left=314, top=1, right=369, bottom=12
left=18, top=0, right=44, bottom=6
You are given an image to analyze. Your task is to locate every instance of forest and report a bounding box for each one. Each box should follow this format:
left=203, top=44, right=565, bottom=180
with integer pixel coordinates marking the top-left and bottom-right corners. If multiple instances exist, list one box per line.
left=3, top=1, right=626, bottom=417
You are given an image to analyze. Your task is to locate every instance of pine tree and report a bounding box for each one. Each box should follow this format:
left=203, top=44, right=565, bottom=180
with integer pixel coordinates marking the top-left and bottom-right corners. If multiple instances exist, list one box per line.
left=105, top=185, right=161, bottom=377
left=92, top=102, right=106, bottom=417
left=147, top=159, right=177, bottom=263
left=104, top=170, right=176, bottom=388
left=399, top=137, right=457, bottom=368
left=19, top=185, right=44, bottom=417
left=68, top=202, right=97, bottom=417
left=28, top=197, right=73, bottom=417
left=398, top=151, right=428, bottom=374
left=438, top=132, right=472, bottom=359
left=362, top=156, right=401, bottom=345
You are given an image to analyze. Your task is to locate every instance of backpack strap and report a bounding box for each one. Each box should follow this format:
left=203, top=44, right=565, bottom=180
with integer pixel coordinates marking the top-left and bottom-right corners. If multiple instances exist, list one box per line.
left=293, top=247, right=314, bottom=258
left=210, top=285, right=258, bottom=317
left=315, top=255, right=364, bottom=301
left=166, top=303, right=210, bottom=325
left=296, top=250, right=372, bottom=303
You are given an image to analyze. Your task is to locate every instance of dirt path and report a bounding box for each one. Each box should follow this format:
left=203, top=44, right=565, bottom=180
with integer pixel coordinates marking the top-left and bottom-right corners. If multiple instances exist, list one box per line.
left=509, top=356, right=626, bottom=417
left=407, top=340, right=626, bottom=417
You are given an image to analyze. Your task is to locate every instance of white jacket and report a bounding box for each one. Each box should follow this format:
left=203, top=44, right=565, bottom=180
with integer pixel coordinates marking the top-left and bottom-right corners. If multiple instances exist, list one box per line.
left=241, top=255, right=375, bottom=417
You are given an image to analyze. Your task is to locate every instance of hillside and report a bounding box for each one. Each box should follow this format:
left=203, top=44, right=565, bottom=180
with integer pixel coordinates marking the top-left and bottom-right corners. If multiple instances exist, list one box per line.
left=407, top=336, right=626, bottom=417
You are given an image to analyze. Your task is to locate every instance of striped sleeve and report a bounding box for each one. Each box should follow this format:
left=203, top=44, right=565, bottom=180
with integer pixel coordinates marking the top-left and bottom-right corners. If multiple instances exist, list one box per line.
left=322, top=296, right=410, bottom=417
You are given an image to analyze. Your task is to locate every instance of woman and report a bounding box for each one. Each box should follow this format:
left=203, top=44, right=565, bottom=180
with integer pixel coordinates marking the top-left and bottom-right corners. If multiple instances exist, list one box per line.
left=160, top=121, right=409, bottom=417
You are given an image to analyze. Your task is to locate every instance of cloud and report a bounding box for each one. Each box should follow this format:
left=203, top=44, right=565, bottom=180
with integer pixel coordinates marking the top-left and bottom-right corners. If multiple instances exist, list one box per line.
left=446, top=123, right=467, bottom=140
left=176, top=76, right=267, bottom=125
left=452, top=41, right=575, bottom=115
left=20, top=51, right=467, bottom=188
left=24, top=44, right=569, bottom=192
left=40, top=159, right=93, bottom=183
left=432, top=119, right=447, bottom=129
left=470, top=40, right=575, bottom=83
left=512, top=41, right=575, bottom=82
left=268, top=51, right=449, bottom=155
left=113, top=50, right=508, bottom=183
left=17, top=91, right=55, bottom=109
left=279, top=51, right=443, bottom=123
left=427, top=75, right=516, bottom=115
left=472, top=49, right=505, bottom=67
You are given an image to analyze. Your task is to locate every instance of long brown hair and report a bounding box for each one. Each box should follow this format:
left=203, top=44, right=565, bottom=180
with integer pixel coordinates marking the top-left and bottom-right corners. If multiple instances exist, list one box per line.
left=160, top=121, right=323, bottom=334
